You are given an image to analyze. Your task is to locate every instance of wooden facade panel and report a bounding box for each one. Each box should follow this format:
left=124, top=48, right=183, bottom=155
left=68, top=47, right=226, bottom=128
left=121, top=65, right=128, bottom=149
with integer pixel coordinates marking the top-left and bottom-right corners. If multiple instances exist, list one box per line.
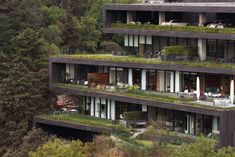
left=88, top=73, right=109, bottom=84
left=219, top=111, right=235, bottom=147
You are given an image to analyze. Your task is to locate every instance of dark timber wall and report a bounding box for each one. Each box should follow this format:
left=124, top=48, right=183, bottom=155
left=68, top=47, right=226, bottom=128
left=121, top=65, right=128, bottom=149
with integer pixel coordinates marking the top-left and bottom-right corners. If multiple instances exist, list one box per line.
left=219, top=111, right=235, bottom=147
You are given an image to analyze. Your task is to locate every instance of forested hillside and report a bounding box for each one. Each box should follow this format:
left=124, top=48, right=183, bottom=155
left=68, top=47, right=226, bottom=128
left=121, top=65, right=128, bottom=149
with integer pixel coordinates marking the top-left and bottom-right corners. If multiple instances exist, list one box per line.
left=0, top=0, right=137, bottom=155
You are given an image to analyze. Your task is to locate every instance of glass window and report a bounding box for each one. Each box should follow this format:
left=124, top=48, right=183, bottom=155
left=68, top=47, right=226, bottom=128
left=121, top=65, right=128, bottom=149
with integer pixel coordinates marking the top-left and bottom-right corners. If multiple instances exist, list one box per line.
left=180, top=72, right=197, bottom=93
left=147, top=70, right=156, bottom=91
left=117, top=68, right=124, bottom=83
left=207, top=40, right=217, bottom=58
left=110, top=68, right=116, bottom=85
left=169, top=37, right=177, bottom=46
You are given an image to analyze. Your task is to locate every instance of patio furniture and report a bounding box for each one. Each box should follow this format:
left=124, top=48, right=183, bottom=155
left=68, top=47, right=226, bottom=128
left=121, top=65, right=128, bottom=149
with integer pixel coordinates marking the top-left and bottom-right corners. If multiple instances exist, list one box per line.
left=134, top=121, right=147, bottom=128
left=53, top=111, right=62, bottom=115
left=211, top=93, right=222, bottom=98
left=213, top=98, right=230, bottom=107
left=84, top=81, right=88, bottom=86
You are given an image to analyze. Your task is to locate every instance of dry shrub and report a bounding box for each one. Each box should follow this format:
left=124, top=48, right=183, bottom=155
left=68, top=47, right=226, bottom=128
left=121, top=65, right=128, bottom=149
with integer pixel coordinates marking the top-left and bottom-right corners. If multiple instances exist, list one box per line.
left=89, top=135, right=116, bottom=157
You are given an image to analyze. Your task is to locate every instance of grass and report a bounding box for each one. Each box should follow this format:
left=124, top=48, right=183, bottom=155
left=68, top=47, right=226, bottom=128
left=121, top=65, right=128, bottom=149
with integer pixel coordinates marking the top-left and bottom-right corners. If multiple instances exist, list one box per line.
left=56, top=54, right=235, bottom=70
left=135, top=139, right=154, bottom=147
left=55, top=83, right=235, bottom=111
left=38, top=114, right=114, bottom=128
left=111, top=23, right=235, bottom=34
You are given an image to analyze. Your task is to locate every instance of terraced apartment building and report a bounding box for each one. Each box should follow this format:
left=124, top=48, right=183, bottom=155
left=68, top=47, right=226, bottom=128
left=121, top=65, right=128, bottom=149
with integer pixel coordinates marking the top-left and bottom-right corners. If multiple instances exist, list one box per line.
left=46, top=1, right=235, bottom=147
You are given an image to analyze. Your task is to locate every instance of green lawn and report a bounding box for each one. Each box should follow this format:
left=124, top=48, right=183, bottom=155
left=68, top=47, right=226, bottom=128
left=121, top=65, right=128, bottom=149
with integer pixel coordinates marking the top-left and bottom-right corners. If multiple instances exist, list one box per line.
left=56, top=54, right=235, bottom=70
left=38, top=114, right=113, bottom=128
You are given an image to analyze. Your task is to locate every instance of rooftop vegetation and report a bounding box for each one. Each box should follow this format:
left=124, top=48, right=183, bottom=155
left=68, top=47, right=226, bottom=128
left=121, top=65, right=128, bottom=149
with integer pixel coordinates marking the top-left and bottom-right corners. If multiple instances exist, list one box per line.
left=38, top=114, right=113, bottom=128
left=37, top=114, right=131, bottom=134
left=54, top=83, right=234, bottom=111
left=56, top=54, right=235, bottom=70
left=164, top=45, right=198, bottom=57
left=111, top=23, right=235, bottom=34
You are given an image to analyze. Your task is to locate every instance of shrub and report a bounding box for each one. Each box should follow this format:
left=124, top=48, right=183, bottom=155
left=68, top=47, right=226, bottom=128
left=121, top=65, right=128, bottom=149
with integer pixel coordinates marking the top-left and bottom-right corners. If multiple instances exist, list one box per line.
left=126, top=85, right=141, bottom=94
left=89, top=135, right=116, bottom=156
left=164, top=45, right=198, bottom=57
left=123, top=111, right=147, bottom=120
left=100, top=41, right=122, bottom=54
left=29, top=138, right=90, bottom=157
left=173, top=136, right=217, bottom=157
left=3, top=128, right=55, bottom=157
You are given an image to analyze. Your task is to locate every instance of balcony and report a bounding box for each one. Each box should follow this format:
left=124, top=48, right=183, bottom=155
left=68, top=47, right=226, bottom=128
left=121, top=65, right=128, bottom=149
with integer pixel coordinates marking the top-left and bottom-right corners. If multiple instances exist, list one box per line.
left=54, top=82, right=235, bottom=110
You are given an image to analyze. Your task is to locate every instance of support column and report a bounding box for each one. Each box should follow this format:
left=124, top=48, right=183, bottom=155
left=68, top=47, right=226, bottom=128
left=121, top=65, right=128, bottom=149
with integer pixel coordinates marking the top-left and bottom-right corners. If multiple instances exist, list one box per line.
left=127, top=11, right=134, bottom=24
left=212, top=116, right=218, bottom=132
left=142, top=105, right=147, bottom=112
left=128, top=68, right=133, bottom=86
left=111, top=100, right=116, bottom=120
left=159, top=12, right=166, bottom=25
left=198, top=39, right=207, bottom=61
left=90, top=97, right=94, bottom=116
left=199, top=12, right=207, bottom=26
left=175, top=71, right=180, bottom=93
left=107, top=100, right=110, bottom=119
left=95, top=98, right=100, bottom=117
left=170, top=72, right=174, bottom=93
left=141, top=69, right=147, bottom=90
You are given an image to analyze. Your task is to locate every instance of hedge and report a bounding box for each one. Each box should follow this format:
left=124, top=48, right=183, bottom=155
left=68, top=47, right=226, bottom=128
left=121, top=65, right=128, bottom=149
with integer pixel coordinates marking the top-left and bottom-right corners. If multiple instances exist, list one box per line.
left=111, top=23, right=235, bottom=34
left=123, top=111, right=147, bottom=120
left=164, top=45, right=198, bottom=57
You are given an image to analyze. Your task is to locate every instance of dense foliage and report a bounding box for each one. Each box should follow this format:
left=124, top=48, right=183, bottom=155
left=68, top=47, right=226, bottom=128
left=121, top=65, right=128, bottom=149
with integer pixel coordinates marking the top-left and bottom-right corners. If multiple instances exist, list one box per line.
left=1, top=0, right=235, bottom=156
left=3, top=128, right=55, bottom=157
left=0, top=0, right=138, bottom=155
left=29, top=138, right=90, bottom=157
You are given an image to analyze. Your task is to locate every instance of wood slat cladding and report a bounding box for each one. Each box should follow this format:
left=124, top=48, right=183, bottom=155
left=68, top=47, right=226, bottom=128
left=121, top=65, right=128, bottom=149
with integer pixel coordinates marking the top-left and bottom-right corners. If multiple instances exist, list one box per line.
left=88, top=73, right=109, bottom=84
left=219, top=110, right=235, bottom=147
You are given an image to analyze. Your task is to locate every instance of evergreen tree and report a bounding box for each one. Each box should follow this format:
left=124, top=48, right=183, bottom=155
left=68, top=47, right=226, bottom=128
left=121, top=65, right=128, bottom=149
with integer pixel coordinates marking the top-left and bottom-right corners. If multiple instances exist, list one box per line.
left=58, top=14, right=80, bottom=53
left=12, top=28, right=58, bottom=71
left=0, top=58, right=43, bottom=155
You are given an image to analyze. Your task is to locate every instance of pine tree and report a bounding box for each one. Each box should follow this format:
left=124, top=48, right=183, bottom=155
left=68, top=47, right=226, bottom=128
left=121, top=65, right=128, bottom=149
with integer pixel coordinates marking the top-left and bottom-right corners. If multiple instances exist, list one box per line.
left=0, top=58, right=43, bottom=154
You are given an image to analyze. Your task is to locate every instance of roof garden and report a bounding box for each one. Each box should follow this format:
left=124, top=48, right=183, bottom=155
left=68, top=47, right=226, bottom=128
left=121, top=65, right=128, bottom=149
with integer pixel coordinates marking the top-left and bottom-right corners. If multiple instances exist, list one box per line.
left=53, top=54, right=235, bottom=70
left=37, top=114, right=114, bottom=129
left=111, top=23, right=235, bottom=35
